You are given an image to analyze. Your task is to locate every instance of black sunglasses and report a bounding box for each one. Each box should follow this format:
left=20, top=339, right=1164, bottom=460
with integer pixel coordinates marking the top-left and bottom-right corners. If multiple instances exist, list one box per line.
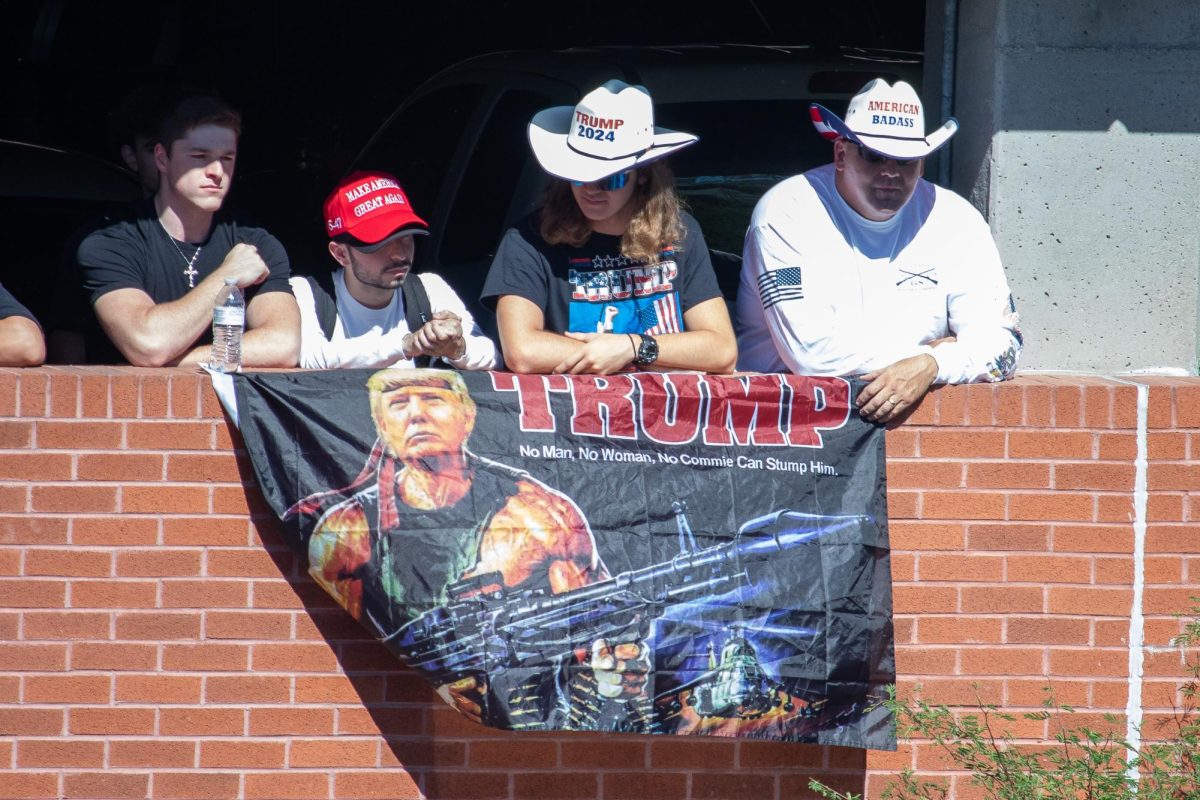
left=855, top=143, right=919, bottom=168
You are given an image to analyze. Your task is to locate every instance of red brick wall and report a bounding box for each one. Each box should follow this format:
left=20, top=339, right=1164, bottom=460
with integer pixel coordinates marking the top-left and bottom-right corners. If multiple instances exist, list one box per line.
left=1, top=369, right=1196, bottom=800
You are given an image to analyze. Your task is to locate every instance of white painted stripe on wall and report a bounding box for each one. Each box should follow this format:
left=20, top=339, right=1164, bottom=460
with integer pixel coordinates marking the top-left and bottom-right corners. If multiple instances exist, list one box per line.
left=1111, top=378, right=1148, bottom=781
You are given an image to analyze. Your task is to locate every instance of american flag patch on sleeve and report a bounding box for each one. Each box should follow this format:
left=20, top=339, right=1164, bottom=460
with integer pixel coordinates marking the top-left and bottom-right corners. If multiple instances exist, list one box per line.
left=757, top=267, right=804, bottom=308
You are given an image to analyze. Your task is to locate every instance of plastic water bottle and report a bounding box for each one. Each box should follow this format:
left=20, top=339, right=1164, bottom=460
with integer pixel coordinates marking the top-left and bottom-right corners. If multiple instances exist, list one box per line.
left=211, top=278, right=244, bottom=373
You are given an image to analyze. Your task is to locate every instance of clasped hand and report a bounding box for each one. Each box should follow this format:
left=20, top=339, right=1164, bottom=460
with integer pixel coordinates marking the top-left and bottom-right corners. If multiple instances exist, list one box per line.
left=405, top=310, right=465, bottom=360
left=554, top=332, right=636, bottom=374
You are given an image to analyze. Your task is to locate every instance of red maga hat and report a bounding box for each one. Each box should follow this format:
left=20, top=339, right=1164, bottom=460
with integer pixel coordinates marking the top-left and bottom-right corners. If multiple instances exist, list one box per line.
left=324, top=170, right=428, bottom=245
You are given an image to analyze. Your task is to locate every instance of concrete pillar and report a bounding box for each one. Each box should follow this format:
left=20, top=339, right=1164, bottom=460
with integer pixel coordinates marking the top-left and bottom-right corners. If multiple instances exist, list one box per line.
left=950, top=0, right=1200, bottom=373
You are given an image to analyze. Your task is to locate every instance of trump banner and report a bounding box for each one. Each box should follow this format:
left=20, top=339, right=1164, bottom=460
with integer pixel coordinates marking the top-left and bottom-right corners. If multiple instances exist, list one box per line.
left=225, top=368, right=895, bottom=749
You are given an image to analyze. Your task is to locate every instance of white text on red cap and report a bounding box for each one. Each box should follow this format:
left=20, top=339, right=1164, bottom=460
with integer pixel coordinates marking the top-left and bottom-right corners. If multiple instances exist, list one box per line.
left=344, top=177, right=402, bottom=202
left=354, top=193, right=408, bottom=217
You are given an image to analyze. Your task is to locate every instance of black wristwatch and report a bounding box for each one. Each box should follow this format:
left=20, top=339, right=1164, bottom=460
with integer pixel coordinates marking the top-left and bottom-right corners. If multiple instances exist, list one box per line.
left=634, top=333, right=659, bottom=366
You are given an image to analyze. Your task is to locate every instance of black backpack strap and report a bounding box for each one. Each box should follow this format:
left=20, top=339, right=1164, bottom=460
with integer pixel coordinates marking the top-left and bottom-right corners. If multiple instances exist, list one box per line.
left=305, top=272, right=340, bottom=340
left=401, top=274, right=434, bottom=368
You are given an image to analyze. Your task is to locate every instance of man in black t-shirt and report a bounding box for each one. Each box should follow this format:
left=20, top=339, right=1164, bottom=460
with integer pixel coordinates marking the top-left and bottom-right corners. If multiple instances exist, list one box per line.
left=49, top=81, right=189, bottom=363
left=0, top=284, right=45, bottom=367
left=76, top=93, right=299, bottom=367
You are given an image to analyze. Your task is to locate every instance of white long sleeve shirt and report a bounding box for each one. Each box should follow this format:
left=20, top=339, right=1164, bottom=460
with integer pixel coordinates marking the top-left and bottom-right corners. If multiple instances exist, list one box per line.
left=736, top=164, right=1021, bottom=383
left=291, top=270, right=498, bottom=371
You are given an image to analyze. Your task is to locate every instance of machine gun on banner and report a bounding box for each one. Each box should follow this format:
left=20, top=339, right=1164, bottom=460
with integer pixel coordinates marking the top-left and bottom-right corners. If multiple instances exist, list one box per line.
left=382, top=507, right=870, bottom=687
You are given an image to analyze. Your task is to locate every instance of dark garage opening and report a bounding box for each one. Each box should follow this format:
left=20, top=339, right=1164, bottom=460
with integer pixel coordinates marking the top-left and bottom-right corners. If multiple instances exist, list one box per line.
left=1, top=0, right=927, bottom=346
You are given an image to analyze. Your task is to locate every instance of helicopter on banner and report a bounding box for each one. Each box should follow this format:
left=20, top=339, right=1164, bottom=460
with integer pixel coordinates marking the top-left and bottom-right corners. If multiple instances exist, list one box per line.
left=655, top=625, right=823, bottom=721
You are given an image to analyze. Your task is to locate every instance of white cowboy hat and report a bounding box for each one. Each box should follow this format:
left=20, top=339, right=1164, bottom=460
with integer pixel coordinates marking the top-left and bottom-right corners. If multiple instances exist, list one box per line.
left=810, top=78, right=958, bottom=160
left=528, top=79, right=698, bottom=183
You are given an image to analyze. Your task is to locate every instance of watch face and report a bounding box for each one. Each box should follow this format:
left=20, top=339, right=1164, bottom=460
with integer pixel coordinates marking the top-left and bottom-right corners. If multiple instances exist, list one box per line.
left=637, top=335, right=659, bottom=364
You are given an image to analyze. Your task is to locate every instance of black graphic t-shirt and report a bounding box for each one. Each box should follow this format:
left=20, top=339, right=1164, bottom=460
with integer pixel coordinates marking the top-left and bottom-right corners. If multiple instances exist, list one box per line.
left=481, top=211, right=721, bottom=336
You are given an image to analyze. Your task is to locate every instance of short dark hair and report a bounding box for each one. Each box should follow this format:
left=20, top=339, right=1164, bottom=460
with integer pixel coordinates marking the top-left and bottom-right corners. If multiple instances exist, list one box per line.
left=157, top=93, right=242, bottom=152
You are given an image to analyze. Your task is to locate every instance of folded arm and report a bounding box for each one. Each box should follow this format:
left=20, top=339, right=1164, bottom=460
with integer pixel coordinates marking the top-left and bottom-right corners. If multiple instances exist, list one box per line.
left=634, top=296, right=736, bottom=374
left=181, top=290, right=300, bottom=368
left=500, top=294, right=736, bottom=375
left=95, top=284, right=221, bottom=367
left=496, top=294, right=588, bottom=374
left=744, top=223, right=931, bottom=377
left=294, top=275, right=496, bottom=370
left=925, top=229, right=1022, bottom=384
left=93, top=242, right=280, bottom=367
left=0, top=316, right=46, bottom=367
left=293, top=276, right=408, bottom=369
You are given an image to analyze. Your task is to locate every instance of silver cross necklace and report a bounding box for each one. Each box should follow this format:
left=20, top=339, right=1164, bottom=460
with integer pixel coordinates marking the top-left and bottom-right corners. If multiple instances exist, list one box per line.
left=158, top=219, right=203, bottom=287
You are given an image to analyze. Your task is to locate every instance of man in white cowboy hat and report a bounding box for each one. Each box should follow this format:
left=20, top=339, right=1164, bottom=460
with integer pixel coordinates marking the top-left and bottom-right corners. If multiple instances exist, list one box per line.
left=736, top=79, right=1022, bottom=423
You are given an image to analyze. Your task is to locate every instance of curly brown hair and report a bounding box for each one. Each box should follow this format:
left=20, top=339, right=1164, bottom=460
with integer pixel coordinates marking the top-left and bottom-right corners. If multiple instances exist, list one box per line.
left=538, top=160, right=685, bottom=264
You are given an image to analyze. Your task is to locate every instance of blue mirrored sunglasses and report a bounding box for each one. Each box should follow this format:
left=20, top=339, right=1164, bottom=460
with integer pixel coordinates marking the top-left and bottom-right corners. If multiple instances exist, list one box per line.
left=570, top=170, right=632, bottom=191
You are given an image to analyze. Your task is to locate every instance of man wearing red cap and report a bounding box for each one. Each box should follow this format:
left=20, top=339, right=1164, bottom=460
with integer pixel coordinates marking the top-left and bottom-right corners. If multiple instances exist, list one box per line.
left=737, top=79, right=1022, bottom=424
left=76, top=92, right=300, bottom=367
left=291, top=171, right=496, bottom=370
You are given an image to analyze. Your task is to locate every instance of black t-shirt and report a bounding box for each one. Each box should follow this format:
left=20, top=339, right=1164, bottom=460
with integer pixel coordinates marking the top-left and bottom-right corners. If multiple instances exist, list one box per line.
left=481, top=211, right=721, bottom=336
left=0, top=283, right=37, bottom=324
left=76, top=198, right=292, bottom=363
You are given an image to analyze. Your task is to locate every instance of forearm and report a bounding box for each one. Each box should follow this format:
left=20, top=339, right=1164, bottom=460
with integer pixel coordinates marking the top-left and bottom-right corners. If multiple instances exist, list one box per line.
left=0, top=317, right=46, bottom=367
left=927, top=330, right=1021, bottom=384
left=937, top=271, right=1022, bottom=383
left=649, top=330, right=737, bottom=374
left=96, top=278, right=229, bottom=366
left=301, top=327, right=410, bottom=370
left=501, top=329, right=581, bottom=374
left=642, top=297, right=737, bottom=374
left=445, top=332, right=498, bottom=371
left=420, top=275, right=498, bottom=370
left=242, top=292, right=300, bottom=368
left=292, top=277, right=406, bottom=369
left=239, top=319, right=300, bottom=368
left=176, top=323, right=299, bottom=369
left=932, top=215, right=1022, bottom=383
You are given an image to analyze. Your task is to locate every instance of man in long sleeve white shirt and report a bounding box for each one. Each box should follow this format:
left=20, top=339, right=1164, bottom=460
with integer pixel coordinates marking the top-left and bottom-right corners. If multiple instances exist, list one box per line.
left=291, top=170, right=497, bottom=371
left=737, top=79, right=1021, bottom=424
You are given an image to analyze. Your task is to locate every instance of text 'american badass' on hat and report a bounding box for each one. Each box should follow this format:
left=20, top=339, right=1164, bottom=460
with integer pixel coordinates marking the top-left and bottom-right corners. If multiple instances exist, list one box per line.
left=528, top=79, right=698, bottom=184
left=324, top=170, right=429, bottom=246
left=810, top=79, right=958, bottom=160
